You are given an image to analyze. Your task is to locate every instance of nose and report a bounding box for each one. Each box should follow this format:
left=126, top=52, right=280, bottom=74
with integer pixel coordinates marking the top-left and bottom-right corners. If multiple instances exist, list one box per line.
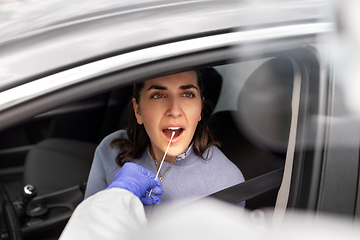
left=166, top=96, right=183, bottom=118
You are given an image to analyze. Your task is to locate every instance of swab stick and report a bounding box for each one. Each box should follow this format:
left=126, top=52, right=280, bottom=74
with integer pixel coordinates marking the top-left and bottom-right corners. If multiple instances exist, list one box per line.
left=148, top=131, right=175, bottom=197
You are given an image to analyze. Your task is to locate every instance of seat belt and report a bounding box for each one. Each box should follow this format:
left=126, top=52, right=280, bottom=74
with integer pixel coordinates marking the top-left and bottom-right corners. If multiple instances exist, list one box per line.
left=206, top=168, right=284, bottom=204
left=273, top=59, right=302, bottom=224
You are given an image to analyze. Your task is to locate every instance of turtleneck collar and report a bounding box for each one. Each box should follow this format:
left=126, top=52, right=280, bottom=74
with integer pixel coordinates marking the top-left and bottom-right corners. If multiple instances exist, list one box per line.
left=146, top=144, right=198, bottom=166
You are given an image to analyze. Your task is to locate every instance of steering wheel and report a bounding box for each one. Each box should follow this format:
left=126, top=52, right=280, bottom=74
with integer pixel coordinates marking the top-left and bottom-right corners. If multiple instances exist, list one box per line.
left=0, top=182, right=23, bottom=240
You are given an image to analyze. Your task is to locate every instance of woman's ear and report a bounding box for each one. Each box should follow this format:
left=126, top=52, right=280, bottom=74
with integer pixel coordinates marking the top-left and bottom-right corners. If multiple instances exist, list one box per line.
left=132, top=98, right=143, bottom=125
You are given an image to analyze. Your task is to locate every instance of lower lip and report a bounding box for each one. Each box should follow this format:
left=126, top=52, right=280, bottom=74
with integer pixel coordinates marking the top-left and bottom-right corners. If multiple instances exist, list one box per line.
left=163, top=130, right=184, bottom=143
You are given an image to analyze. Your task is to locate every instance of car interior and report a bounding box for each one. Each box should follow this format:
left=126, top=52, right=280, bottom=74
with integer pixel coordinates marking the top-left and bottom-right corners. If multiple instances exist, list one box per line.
left=0, top=56, right=295, bottom=239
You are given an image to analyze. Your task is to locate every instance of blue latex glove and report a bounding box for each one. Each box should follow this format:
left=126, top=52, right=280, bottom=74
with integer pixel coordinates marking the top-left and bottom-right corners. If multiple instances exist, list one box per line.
left=106, top=162, right=163, bottom=205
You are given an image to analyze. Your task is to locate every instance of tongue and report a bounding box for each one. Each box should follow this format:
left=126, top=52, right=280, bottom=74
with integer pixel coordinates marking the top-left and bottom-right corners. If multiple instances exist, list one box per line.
left=163, top=129, right=182, bottom=138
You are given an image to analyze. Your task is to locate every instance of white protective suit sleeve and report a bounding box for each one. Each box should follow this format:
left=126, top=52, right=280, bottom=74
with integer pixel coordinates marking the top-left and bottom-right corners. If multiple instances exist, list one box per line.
left=59, top=188, right=147, bottom=240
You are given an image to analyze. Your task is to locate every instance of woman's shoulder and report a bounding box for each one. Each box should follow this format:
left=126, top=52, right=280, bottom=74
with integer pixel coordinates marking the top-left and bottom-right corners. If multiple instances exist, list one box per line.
left=198, top=145, right=245, bottom=185
left=203, top=146, right=244, bottom=174
left=202, top=145, right=229, bottom=162
left=98, top=129, right=128, bottom=149
left=94, top=130, right=126, bottom=174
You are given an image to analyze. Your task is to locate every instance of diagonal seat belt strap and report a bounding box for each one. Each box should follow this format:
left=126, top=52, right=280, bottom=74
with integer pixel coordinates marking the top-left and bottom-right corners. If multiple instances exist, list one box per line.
left=206, top=168, right=284, bottom=204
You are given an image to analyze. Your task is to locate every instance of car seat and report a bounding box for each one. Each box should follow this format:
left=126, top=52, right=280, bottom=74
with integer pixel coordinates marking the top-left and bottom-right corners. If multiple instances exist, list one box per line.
left=209, top=57, right=294, bottom=210
left=23, top=68, right=223, bottom=197
left=24, top=139, right=97, bottom=196
left=22, top=85, right=133, bottom=196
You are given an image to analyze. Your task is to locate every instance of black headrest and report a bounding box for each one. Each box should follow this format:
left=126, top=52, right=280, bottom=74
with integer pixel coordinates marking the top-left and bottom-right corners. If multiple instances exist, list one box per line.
left=199, top=67, right=222, bottom=119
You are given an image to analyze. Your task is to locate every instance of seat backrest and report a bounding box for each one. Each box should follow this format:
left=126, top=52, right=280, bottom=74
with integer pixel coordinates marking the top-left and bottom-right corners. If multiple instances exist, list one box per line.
left=98, top=85, right=133, bottom=142
left=210, top=57, right=294, bottom=209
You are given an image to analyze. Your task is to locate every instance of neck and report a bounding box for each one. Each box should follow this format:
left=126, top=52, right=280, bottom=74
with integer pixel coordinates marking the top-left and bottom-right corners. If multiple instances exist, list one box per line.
left=163, top=154, right=176, bottom=164
left=149, top=146, right=176, bottom=165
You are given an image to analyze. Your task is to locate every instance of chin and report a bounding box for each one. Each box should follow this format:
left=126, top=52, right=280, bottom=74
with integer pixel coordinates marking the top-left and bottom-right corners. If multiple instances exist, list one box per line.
left=168, top=147, right=187, bottom=158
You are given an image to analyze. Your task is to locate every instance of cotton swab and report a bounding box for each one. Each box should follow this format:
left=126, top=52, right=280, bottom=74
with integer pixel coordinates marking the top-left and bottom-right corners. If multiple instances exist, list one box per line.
left=148, top=131, right=175, bottom=197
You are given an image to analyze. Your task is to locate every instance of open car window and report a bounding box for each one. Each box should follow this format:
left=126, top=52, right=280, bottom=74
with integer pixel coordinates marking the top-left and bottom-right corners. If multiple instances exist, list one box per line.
left=0, top=52, right=305, bottom=207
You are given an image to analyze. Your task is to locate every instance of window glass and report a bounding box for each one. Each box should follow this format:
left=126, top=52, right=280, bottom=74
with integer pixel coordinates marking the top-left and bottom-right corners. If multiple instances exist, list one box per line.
left=214, top=59, right=270, bottom=113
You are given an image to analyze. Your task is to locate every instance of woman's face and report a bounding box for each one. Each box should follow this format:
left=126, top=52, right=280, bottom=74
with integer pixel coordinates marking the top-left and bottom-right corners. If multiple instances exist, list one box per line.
left=133, top=71, right=202, bottom=163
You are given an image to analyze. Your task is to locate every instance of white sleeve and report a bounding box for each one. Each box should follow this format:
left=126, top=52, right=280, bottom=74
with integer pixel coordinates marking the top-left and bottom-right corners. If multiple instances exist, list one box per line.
left=59, top=188, right=147, bottom=240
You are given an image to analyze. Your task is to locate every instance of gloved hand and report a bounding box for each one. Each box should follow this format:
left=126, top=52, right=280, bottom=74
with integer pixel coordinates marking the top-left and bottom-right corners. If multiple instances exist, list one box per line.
left=106, top=162, right=163, bottom=205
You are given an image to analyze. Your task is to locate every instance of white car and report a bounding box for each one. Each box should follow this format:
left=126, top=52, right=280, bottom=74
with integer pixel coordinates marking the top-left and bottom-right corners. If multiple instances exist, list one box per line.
left=1, top=0, right=358, bottom=239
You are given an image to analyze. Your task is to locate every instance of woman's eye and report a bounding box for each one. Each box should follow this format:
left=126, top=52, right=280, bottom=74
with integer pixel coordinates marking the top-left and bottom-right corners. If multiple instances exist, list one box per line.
left=152, top=93, right=164, bottom=99
left=183, top=92, right=194, bottom=98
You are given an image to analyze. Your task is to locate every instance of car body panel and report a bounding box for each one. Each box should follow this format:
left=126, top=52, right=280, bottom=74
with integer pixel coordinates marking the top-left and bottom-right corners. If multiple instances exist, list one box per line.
left=0, top=0, right=331, bottom=91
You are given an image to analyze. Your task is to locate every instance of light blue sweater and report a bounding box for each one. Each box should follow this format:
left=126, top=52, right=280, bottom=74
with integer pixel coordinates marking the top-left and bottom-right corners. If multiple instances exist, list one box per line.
left=85, top=130, right=245, bottom=211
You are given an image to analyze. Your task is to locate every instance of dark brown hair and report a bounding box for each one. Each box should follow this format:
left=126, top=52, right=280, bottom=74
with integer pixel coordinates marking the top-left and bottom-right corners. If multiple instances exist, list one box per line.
left=110, top=70, right=219, bottom=166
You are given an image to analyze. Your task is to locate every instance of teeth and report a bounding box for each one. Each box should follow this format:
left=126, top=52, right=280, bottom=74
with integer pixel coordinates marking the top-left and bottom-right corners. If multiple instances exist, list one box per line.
left=167, top=127, right=181, bottom=130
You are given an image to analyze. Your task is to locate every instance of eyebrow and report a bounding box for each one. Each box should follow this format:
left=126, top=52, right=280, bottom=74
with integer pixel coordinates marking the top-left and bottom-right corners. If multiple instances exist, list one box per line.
left=180, top=84, right=199, bottom=91
left=147, top=84, right=199, bottom=91
left=147, top=85, right=166, bottom=91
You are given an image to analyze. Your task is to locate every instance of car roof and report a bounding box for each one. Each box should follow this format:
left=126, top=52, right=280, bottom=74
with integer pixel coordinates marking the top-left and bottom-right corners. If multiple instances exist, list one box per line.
left=0, top=0, right=331, bottom=91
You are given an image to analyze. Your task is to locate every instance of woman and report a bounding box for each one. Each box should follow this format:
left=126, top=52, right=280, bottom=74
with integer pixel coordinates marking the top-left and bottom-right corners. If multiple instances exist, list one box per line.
left=85, top=69, right=244, bottom=211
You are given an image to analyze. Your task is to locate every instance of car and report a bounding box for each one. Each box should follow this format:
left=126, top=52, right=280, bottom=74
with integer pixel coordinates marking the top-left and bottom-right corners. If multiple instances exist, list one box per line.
left=0, top=0, right=358, bottom=239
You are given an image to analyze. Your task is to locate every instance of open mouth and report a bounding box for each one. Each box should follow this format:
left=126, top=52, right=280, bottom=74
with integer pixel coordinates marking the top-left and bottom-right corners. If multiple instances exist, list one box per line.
left=163, top=126, right=184, bottom=140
